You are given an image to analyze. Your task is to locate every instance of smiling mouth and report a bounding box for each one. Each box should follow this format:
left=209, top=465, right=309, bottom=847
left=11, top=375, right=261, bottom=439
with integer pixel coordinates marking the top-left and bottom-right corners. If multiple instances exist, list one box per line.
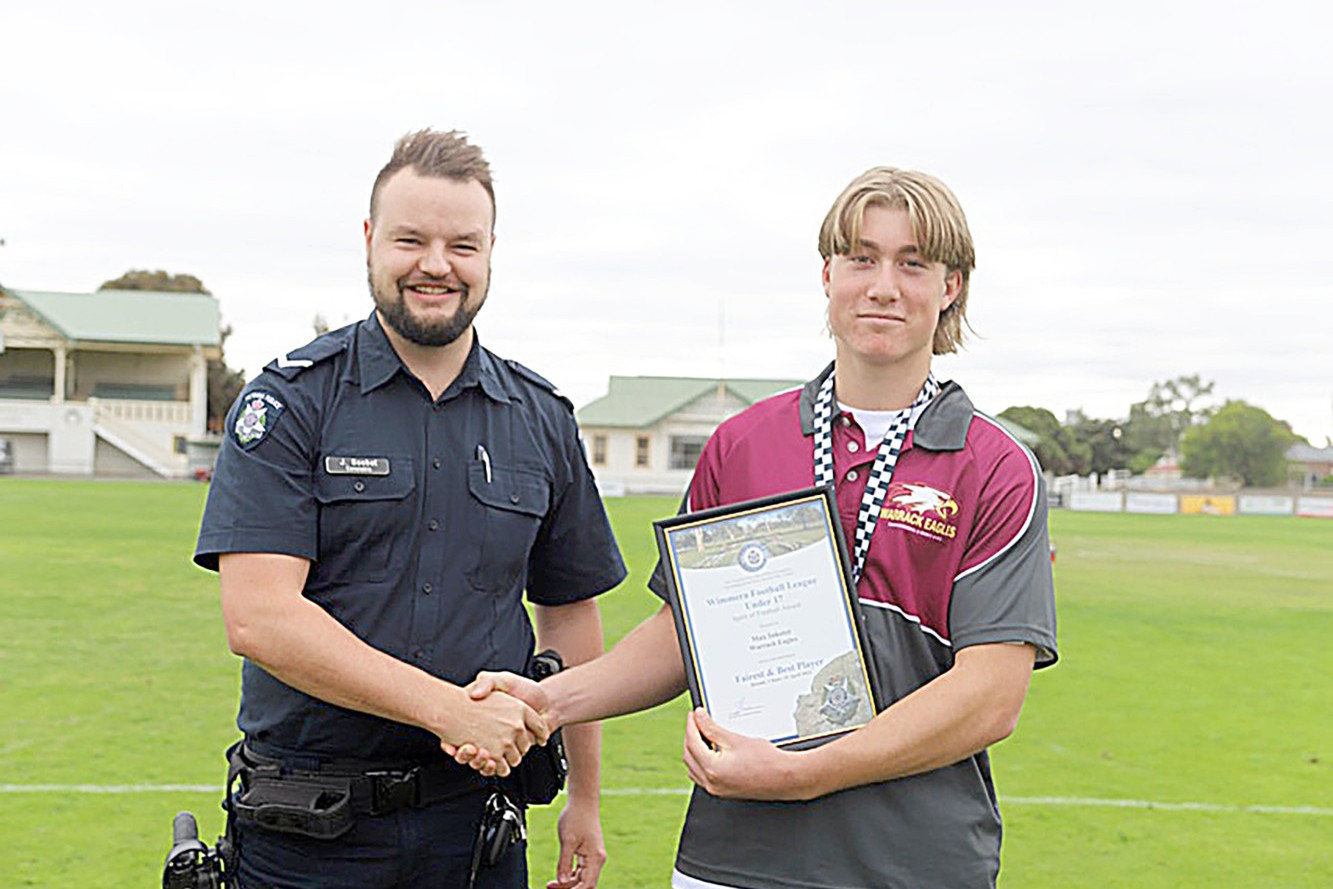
left=403, top=281, right=462, bottom=299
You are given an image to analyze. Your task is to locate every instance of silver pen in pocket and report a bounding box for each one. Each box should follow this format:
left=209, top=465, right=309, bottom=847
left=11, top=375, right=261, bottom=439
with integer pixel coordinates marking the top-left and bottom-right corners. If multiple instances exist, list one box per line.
left=476, top=444, right=492, bottom=483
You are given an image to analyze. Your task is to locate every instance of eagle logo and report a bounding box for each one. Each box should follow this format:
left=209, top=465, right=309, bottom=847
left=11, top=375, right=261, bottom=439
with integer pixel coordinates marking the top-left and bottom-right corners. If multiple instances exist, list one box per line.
left=887, top=483, right=959, bottom=519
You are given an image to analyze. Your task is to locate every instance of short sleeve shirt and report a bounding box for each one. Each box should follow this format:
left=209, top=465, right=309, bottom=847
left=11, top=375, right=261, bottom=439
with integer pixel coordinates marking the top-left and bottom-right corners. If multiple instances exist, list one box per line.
left=651, top=363, right=1057, bottom=889
left=195, top=315, right=626, bottom=761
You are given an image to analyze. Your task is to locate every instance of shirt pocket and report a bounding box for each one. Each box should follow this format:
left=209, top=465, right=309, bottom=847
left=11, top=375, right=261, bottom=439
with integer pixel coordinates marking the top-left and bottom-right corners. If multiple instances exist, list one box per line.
left=313, top=461, right=417, bottom=583
left=466, top=461, right=550, bottom=595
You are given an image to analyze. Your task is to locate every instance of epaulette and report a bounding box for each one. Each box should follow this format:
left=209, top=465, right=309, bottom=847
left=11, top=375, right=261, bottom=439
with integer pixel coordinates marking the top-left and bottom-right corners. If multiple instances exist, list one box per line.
left=505, top=359, right=574, bottom=411
left=265, top=327, right=353, bottom=380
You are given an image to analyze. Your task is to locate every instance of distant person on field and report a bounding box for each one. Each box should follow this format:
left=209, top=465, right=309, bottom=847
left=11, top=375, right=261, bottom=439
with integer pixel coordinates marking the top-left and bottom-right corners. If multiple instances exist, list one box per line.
left=194, top=129, right=624, bottom=889
left=459, top=166, right=1059, bottom=888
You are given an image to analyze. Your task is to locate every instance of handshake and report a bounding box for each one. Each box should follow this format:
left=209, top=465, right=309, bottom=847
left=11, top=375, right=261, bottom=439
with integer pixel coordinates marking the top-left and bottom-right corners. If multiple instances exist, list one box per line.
left=441, top=653, right=566, bottom=780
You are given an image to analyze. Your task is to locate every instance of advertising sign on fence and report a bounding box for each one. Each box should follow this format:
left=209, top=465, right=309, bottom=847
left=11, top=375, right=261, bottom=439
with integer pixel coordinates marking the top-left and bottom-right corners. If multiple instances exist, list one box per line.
left=1180, top=495, right=1237, bottom=516
left=1238, top=495, right=1295, bottom=516
left=1296, top=497, right=1333, bottom=518
left=1125, top=492, right=1178, bottom=514
left=1069, top=491, right=1123, bottom=512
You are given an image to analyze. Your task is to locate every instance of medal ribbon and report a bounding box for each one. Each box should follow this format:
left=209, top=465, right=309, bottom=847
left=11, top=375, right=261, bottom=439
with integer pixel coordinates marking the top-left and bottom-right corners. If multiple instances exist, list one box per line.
left=812, top=369, right=940, bottom=584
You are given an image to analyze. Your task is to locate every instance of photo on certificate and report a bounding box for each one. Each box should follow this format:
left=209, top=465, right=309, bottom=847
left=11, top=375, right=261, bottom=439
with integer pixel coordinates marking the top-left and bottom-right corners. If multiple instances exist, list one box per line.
left=655, top=487, right=882, bottom=750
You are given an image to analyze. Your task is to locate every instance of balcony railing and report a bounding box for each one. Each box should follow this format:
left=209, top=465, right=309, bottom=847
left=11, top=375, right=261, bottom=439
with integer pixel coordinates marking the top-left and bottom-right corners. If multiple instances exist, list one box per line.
left=88, top=397, right=192, bottom=425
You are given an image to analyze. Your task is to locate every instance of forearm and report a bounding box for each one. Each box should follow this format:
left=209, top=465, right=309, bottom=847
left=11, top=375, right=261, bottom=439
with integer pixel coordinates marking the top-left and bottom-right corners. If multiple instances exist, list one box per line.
left=220, top=553, right=469, bottom=743
left=547, top=604, right=688, bottom=728
left=797, top=643, right=1036, bottom=798
left=533, top=600, right=606, bottom=802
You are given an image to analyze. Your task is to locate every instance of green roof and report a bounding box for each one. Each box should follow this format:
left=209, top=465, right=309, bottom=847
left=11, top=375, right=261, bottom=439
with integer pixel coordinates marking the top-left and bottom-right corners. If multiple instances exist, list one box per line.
left=577, top=376, right=803, bottom=428
left=10, top=288, right=221, bottom=346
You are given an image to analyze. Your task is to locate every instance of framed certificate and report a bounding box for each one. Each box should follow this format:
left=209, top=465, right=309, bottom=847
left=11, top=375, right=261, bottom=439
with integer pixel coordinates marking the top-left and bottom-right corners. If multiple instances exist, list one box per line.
left=655, top=486, right=882, bottom=750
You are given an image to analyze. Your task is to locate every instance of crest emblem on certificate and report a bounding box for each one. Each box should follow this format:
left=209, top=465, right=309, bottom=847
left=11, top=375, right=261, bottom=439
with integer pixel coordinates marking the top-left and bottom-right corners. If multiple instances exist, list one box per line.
left=793, top=650, right=872, bottom=735
left=233, top=391, right=286, bottom=449
left=819, top=675, right=860, bottom=725
left=737, top=542, right=768, bottom=572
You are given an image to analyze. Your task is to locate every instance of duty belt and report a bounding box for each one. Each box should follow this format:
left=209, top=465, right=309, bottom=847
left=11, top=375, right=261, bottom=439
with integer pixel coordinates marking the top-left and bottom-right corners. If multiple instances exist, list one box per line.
left=228, top=741, right=493, bottom=839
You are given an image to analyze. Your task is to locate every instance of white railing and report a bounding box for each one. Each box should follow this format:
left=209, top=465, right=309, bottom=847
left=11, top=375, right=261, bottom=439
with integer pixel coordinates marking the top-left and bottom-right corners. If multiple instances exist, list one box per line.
left=88, top=397, right=191, bottom=425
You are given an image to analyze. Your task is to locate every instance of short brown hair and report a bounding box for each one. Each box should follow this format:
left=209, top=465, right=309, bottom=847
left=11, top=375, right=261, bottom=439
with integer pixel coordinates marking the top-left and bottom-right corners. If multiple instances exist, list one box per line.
left=818, top=167, right=976, bottom=354
left=369, top=129, right=496, bottom=225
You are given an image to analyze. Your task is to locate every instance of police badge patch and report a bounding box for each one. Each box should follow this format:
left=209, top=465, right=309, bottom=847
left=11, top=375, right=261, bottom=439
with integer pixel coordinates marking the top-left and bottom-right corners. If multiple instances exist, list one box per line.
left=233, top=391, right=286, bottom=449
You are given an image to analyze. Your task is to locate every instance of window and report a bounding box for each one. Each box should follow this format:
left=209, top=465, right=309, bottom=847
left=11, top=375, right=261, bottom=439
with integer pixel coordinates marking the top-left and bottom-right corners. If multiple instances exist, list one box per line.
left=635, top=436, right=650, bottom=468
left=669, top=435, right=708, bottom=471
left=591, top=435, right=607, bottom=466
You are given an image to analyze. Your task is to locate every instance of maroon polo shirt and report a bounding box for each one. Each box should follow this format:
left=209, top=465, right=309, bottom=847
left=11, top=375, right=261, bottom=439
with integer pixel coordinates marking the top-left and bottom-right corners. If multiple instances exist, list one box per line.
left=652, top=361, right=1058, bottom=889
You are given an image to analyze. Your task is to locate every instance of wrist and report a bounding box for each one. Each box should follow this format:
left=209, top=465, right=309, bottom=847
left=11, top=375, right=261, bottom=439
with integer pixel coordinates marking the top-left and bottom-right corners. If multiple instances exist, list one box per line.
left=424, top=680, right=469, bottom=745
left=543, top=672, right=574, bottom=730
left=563, top=785, right=601, bottom=807
left=785, top=748, right=826, bottom=801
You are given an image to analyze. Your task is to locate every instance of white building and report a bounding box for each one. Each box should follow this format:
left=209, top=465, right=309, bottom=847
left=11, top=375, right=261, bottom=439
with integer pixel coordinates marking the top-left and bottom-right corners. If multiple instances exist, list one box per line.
left=576, top=376, right=801, bottom=495
left=0, top=286, right=221, bottom=477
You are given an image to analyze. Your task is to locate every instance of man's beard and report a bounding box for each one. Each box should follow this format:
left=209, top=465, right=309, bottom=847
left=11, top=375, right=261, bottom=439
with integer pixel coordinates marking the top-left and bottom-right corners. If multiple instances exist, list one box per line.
left=369, top=268, right=488, bottom=348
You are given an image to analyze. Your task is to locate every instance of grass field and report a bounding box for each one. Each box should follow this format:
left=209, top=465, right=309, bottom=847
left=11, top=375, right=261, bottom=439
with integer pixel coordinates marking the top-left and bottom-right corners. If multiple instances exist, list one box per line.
left=1, top=478, right=1329, bottom=887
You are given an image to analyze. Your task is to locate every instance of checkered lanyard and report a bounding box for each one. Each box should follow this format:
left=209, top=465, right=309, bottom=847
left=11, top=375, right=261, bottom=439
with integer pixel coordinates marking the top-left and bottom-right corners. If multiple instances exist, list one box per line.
left=813, top=370, right=941, bottom=584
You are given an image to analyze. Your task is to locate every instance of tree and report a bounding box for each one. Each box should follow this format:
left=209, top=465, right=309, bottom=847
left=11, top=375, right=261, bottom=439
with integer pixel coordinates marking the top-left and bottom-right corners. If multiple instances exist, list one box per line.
left=1124, top=374, right=1216, bottom=456
left=1179, top=401, right=1296, bottom=487
left=998, top=406, right=1090, bottom=475
left=98, top=269, right=211, bottom=294
left=97, top=270, right=243, bottom=431
left=1067, top=413, right=1135, bottom=476
left=208, top=324, right=247, bottom=433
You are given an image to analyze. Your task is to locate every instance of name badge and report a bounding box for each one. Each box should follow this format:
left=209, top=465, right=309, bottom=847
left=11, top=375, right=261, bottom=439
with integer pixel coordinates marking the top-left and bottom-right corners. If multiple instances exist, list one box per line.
left=324, top=456, right=391, bottom=476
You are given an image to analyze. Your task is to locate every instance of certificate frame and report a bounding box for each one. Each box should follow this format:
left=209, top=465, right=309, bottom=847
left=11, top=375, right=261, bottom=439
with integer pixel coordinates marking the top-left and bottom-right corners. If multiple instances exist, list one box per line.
left=654, top=486, right=882, bottom=750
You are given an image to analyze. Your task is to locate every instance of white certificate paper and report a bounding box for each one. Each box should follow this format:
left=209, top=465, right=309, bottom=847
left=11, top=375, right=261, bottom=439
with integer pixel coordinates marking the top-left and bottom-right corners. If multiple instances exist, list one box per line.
left=657, top=488, right=878, bottom=748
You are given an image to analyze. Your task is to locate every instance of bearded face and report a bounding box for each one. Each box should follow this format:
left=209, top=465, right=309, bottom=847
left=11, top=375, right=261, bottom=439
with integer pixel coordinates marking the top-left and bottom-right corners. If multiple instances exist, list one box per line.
left=364, top=169, right=495, bottom=349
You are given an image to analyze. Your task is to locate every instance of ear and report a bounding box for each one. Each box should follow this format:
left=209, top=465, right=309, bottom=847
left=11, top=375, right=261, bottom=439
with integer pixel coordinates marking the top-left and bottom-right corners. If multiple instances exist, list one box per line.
left=941, top=269, right=963, bottom=311
left=821, top=257, right=832, bottom=298
left=363, top=218, right=374, bottom=259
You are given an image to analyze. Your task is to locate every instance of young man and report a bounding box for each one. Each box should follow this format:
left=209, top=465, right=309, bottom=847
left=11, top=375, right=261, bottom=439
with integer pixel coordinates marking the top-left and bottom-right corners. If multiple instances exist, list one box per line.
left=463, top=166, right=1058, bottom=888
left=194, top=129, right=624, bottom=889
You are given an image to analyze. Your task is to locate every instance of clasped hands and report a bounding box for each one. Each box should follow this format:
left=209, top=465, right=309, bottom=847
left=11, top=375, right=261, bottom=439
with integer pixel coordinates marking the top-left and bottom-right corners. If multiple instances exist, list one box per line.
left=447, top=673, right=806, bottom=801
left=442, top=671, right=553, bottom=777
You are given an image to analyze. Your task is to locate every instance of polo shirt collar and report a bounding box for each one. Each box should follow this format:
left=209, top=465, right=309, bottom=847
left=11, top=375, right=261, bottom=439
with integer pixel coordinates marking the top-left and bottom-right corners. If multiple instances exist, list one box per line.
left=797, top=361, right=972, bottom=451
left=353, top=313, right=513, bottom=403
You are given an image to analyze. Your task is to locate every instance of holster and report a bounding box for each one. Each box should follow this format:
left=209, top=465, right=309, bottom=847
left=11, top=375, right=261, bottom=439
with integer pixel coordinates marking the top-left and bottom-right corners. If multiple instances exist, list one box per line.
left=512, top=649, right=569, bottom=806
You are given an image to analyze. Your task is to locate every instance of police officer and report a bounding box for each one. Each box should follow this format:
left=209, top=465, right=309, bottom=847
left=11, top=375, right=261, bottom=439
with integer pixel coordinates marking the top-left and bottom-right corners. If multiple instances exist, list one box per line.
left=194, top=129, right=625, bottom=889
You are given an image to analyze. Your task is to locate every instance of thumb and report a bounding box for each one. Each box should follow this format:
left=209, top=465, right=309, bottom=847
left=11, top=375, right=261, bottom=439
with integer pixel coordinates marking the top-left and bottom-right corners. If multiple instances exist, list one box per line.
left=690, top=707, right=731, bottom=750
left=468, top=671, right=501, bottom=700
left=554, top=832, right=576, bottom=885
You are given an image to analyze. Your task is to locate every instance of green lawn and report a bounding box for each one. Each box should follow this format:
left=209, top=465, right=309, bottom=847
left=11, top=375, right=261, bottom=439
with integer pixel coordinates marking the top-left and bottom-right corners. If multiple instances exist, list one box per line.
left=0, top=479, right=1329, bottom=887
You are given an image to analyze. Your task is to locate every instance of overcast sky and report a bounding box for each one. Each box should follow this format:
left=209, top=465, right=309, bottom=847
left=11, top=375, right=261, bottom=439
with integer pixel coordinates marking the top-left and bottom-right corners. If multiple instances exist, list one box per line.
left=3, top=0, right=1330, bottom=444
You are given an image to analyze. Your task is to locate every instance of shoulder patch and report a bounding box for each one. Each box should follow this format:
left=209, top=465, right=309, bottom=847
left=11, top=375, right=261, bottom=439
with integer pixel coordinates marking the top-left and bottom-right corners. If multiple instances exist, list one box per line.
left=505, top=359, right=574, bottom=411
left=233, top=391, right=286, bottom=449
left=265, top=329, right=352, bottom=380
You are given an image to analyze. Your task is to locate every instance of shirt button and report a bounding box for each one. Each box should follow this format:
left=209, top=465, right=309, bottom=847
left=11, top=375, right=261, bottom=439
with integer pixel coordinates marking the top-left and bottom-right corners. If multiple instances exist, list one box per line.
left=427, top=519, right=439, bottom=531
left=847, top=441, right=860, bottom=453
left=353, top=480, right=365, bottom=492
left=422, top=583, right=432, bottom=595
left=509, top=492, right=521, bottom=504
left=413, top=649, right=426, bottom=661
left=432, top=458, right=441, bottom=469
left=846, top=470, right=859, bottom=482
left=840, top=416, right=851, bottom=427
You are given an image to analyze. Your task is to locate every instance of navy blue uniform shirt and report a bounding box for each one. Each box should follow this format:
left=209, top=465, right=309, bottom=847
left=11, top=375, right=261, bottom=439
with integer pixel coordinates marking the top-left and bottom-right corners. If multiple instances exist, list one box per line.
left=195, top=314, right=626, bottom=761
